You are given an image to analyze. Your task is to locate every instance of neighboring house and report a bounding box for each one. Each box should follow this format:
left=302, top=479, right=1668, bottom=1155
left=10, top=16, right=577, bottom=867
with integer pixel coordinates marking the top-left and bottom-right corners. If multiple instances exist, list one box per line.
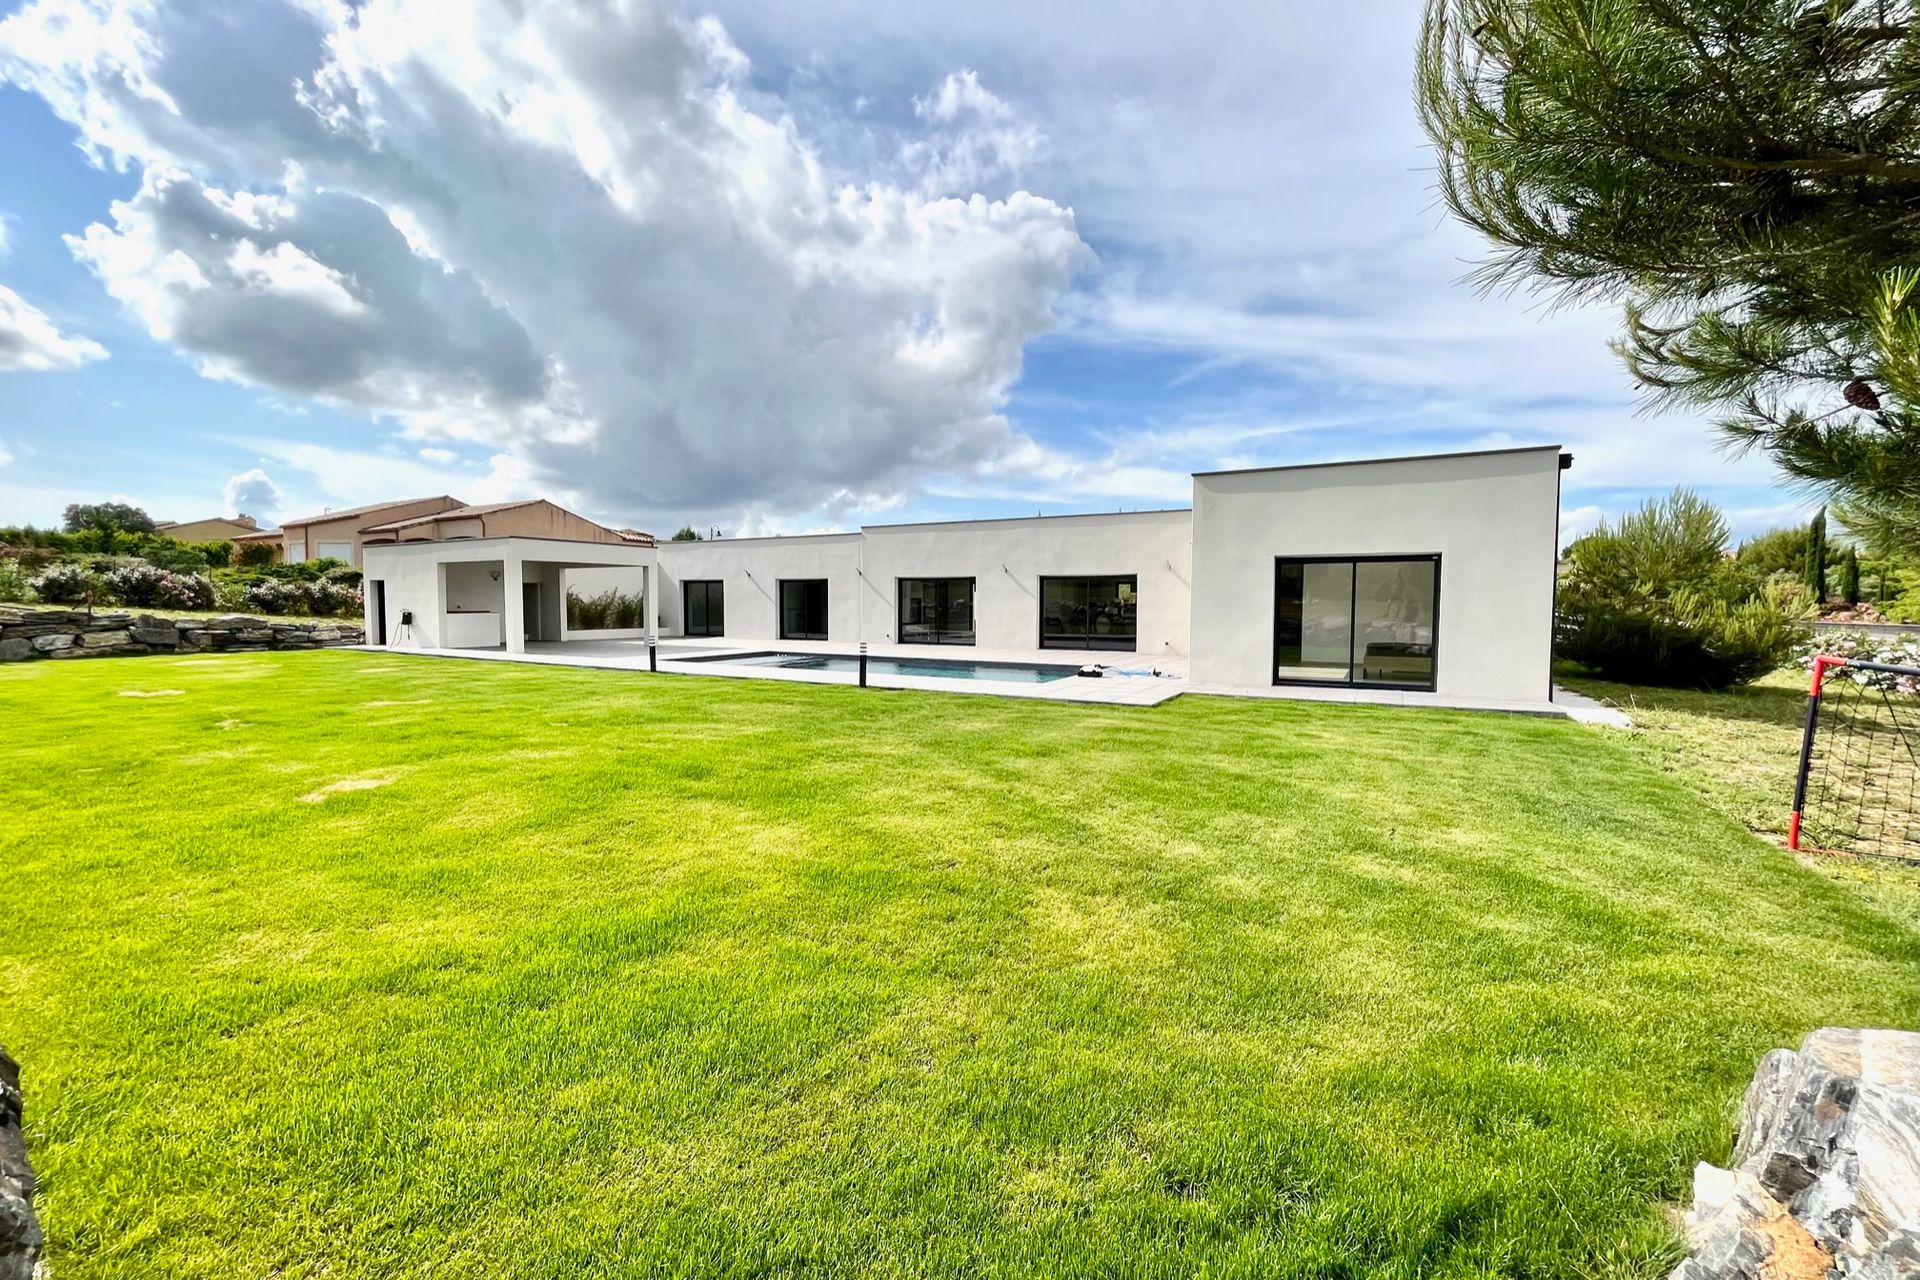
left=358, top=499, right=642, bottom=546
left=154, top=515, right=263, bottom=542
left=270, top=496, right=469, bottom=567
left=359, top=446, right=1570, bottom=704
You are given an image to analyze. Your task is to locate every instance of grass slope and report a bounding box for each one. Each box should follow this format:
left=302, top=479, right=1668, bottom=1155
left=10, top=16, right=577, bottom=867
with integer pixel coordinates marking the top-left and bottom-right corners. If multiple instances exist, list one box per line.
left=2, top=652, right=1913, bottom=1279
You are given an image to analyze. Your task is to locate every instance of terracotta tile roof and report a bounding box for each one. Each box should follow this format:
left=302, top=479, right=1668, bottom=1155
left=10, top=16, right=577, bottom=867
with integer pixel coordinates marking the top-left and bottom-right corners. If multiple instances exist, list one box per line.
left=277, top=495, right=465, bottom=529
left=360, top=500, right=542, bottom=533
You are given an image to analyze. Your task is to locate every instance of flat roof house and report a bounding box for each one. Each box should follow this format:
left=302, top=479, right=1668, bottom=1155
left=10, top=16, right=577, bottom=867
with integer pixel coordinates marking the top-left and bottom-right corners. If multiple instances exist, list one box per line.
left=358, top=445, right=1569, bottom=705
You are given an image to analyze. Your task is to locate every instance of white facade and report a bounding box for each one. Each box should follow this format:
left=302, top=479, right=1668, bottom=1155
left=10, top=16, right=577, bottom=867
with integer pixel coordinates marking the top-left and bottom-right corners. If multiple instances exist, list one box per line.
left=655, top=512, right=1193, bottom=655
left=356, top=447, right=1567, bottom=704
left=1188, top=447, right=1564, bottom=700
left=362, top=536, right=658, bottom=654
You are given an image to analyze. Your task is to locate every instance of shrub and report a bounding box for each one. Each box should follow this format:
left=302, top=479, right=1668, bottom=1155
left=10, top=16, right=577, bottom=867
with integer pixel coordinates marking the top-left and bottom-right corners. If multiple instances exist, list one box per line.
left=0, top=558, right=29, bottom=603
left=100, top=560, right=216, bottom=610
left=231, top=540, right=279, bottom=569
left=567, top=588, right=646, bottom=630
left=306, top=578, right=362, bottom=617
left=28, top=560, right=95, bottom=604
left=1557, top=489, right=1812, bottom=688
left=242, top=578, right=304, bottom=616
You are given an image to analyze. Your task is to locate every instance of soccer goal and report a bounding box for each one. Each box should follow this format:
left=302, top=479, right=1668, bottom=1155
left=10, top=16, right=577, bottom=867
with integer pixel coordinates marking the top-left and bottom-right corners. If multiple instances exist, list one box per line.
left=1789, top=655, right=1920, bottom=859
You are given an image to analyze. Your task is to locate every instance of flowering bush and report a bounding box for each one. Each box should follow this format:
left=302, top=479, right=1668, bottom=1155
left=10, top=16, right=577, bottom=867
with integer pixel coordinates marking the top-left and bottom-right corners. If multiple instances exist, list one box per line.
left=0, top=558, right=28, bottom=603
left=1798, top=631, right=1920, bottom=693
left=28, top=560, right=95, bottom=604
left=242, top=577, right=304, bottom=616
left=101, top=560, right=214, bottom=610
left=306, top=578, right=362, bottom=617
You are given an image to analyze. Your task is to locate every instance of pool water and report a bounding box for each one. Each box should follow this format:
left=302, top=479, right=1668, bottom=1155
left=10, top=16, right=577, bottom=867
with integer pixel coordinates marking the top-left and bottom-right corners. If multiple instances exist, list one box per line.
left=683, top=651, right=1080, bottom=684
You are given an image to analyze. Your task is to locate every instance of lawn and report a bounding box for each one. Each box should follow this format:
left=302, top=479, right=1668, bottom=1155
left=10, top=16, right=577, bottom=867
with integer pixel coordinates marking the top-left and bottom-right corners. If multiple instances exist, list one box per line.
left=2, top=652, right=1914, bottom=1279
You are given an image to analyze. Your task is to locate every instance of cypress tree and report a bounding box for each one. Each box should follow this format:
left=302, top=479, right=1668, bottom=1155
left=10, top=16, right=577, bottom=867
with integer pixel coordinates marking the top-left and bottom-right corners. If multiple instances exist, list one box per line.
left=1804, top=508, right=1828, bottom=600
left=1840, top=546, right=1861, bottom=607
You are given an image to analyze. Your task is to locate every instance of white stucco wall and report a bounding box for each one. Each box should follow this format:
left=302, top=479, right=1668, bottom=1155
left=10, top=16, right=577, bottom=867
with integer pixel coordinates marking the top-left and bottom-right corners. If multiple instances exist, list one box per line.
left=654, top=513, right=1192, bottom=654
left=858, top=511, right=1193, bottom=655
left=1187, top=447, right=1564, bottom=700
left=656, top=534, right=865, bottom=642
left=363, top=537, right=655, bottom=652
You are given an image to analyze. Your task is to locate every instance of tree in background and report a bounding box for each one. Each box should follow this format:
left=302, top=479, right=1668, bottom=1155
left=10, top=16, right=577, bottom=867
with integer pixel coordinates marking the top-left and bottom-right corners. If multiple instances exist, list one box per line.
left=1840, top=545, right=1862, bottom=606
left=62, top=502, right=155, bottom=536
left=1735, top=525, right=1810, bottom=578
left=1419, top=1, right=1920, bottom=541
left=671, top=527, right=705, bottom=542
left=1803, top=507, right=1829, bottom=601
left=1556, top=488, right=1811, bottom=688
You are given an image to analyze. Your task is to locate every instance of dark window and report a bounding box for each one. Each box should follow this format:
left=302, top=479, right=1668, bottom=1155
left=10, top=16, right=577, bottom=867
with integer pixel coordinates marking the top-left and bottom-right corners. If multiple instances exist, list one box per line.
left=683, top=580, right=725, bottom=637
left=1274, top=557, right=1438, bottom=690
left=898, top=578, right=975, bottom=645
left=1040, top=575, right=1138, bottom=651
left=779, top=579, right=829, bottom=640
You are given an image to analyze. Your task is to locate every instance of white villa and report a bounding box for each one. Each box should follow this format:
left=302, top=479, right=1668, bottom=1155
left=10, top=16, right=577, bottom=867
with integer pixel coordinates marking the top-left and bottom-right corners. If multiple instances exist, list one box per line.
left=361, top=446, right=1572, bottom=709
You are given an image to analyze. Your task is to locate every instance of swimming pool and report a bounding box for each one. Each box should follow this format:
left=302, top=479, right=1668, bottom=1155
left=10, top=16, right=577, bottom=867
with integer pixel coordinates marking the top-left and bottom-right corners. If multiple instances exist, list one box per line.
left=680, top=651, right=1081, bottom=684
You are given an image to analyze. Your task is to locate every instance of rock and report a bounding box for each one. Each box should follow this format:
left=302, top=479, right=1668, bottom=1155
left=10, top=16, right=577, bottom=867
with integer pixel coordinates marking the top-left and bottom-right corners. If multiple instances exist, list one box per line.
left=0, top=1046, right=42, bottom=1280
left=311, top=628, right=342, bottom=641
left=1737, top=1028, right=1920, bottom=1261
left=237, top=629, right=273, bottom=642
left=1856, top=1229, right=1920, bottom=1279
left=0, top=640, right=28, bottom=663
left=29, top=634, right=73, bottom=653
left=1670, top=1164, right=1833, bottom=1280
left=132, top=628, right=179, bottom=647
left=78, top=630, right=131, bottom=648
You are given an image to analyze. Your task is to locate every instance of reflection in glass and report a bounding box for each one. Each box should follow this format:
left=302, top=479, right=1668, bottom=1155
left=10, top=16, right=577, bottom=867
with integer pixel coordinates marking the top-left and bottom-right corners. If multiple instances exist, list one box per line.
left=899, top=578, right=975, bottom=644
left=1353, top=561, right=1436, bottom=686
left=1274, top=561, right=1356, bottom=682
left=1041, top=576, right=1137, bottom=650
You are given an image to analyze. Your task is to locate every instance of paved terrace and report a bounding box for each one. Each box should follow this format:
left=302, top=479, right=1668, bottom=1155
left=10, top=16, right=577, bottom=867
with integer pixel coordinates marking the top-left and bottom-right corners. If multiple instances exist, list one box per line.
left=360, top=635, right=1630, bottom=725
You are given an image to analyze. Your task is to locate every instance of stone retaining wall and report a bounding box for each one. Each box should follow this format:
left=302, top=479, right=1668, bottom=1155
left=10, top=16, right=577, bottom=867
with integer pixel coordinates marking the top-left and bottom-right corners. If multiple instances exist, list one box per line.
left=0, top=608, right=363, bottom=661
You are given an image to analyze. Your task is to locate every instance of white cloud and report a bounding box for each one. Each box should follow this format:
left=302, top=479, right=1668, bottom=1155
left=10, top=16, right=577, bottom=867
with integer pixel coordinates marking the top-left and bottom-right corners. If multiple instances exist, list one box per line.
left=0, top=441, right=12, bottom=468
left=1, top=0, right=1087, bottom=526
left=0, top=283, right=107, bottom=371
left=418, top=446, right=457, bottom=464
left=222, top=467, right=283, bottom=520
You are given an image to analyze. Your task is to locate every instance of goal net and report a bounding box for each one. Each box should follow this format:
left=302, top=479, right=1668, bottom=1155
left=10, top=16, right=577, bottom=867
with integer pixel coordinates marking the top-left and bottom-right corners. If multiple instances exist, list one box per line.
left=1790, top=656, right=1920, bottom=859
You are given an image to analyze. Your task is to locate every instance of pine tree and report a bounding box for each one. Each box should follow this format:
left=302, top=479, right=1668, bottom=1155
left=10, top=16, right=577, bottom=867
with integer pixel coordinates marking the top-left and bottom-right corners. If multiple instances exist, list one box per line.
left=1419, top=2, right=1920, bottom=540
left=1840, top=546, right=1862, bottom=606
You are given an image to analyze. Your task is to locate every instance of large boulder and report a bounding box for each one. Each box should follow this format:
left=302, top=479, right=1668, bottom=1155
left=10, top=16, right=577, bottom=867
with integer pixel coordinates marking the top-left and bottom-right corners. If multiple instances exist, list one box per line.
left=1672, top=1164, right=1833, bottom=1280
left=0, top=1047, right=41, bottom=1280
left=1674, top=1028, right=1920, bottom=1278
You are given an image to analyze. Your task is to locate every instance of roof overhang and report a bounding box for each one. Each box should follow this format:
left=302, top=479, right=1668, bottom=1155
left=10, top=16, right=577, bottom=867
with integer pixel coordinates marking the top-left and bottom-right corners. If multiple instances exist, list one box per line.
left=360, top=535, right=656, bottom=571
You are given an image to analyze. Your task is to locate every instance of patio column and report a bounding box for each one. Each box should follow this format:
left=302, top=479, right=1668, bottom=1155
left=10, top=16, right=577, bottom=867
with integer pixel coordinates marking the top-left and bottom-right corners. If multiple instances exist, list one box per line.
left=645, top=563, right=658, bottom=644
left=502, top=555, right=525, bottom=654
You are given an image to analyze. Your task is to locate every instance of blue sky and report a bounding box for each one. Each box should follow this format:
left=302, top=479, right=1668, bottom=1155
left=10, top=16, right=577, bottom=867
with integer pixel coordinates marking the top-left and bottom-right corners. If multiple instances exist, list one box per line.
left=0, top=0, right=1808, bottom=542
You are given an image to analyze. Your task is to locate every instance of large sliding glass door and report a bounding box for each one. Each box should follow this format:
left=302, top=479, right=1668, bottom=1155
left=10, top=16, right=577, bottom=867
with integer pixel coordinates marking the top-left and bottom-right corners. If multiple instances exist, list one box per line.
left=683, top=580, right=725, bottom=637
left=1274, top=556, right=1437, bottom=689
left=779, top=579, right=828, bottom=640
left=1040, top=575, right=1138, bottom=650
left=898, top=578, right=975, bottom=644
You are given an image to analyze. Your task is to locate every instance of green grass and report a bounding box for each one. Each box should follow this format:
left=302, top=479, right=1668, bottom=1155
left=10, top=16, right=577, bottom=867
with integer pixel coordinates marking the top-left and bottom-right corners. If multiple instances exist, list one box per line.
left=3, top=652, right=1914, bottom=1278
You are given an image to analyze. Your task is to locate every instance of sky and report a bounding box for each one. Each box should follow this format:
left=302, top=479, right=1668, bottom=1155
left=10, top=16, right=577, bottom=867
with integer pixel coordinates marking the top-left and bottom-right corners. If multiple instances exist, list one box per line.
left=0, top=0, right=1811, bottom=542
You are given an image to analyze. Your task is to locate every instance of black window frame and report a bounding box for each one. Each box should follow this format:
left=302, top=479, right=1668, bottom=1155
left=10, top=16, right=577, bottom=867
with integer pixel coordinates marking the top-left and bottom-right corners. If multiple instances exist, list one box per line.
left=1037, top=574, right=1139, bottom=652
left=1271, top=554, right=1440, bottom=692
left=778, top=578, right=829, bottom=641
left=682, top=579, right=725, bottom=638
left=896, top=577, right=976, bottom=646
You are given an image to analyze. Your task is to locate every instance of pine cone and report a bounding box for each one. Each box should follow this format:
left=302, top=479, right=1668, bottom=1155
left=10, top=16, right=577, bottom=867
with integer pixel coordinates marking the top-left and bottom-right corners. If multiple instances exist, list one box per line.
left=1844, top=378, right=1881, bottom=411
